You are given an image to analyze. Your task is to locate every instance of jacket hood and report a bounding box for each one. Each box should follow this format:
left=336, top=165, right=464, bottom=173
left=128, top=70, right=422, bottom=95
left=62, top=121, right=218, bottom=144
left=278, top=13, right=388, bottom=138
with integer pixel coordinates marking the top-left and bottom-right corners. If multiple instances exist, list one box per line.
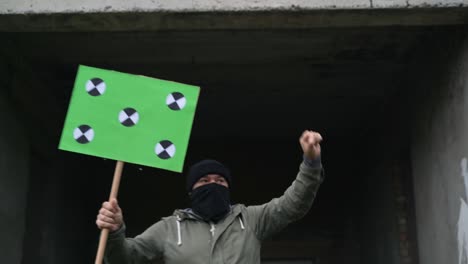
left=172, top=204, right=243, bottom=222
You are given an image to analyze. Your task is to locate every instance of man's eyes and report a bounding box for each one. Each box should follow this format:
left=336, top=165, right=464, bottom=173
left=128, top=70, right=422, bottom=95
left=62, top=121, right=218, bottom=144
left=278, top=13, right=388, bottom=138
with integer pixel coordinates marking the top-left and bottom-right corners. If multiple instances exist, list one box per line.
left=198, top=177, right=225, bottom=183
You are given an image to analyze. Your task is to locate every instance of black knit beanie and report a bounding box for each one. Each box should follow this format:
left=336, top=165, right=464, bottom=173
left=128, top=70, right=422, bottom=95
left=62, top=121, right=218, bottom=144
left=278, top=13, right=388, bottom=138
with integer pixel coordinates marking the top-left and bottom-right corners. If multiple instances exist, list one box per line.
left=186, top=159, right=231, bottom=192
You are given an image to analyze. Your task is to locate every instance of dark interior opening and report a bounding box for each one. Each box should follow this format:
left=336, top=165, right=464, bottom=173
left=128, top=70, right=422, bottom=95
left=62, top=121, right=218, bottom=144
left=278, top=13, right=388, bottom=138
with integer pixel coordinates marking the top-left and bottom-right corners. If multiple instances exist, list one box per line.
left=3, top=25, right=463, bottom=264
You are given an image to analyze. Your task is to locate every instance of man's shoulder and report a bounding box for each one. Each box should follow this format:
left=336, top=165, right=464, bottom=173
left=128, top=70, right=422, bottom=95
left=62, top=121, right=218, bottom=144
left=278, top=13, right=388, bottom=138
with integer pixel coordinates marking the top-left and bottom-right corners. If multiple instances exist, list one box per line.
left=232, top=203, right=247, bottom=211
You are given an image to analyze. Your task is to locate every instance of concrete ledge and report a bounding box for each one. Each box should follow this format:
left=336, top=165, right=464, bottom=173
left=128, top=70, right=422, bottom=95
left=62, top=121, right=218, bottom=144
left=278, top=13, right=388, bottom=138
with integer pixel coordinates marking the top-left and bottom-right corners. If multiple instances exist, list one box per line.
left=1, top=8, right=468, bottom=32
left=374, top=0, right=468, bottom=8
left=4, top=0, right=368, bottom=15
left=1, top=0, right=468, bottom=15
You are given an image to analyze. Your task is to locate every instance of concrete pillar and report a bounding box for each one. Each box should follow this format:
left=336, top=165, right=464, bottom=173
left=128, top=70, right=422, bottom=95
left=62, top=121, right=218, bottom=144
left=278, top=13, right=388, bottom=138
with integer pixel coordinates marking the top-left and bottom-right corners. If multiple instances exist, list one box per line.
left=0, top=64, right=30, bottom=264
left=410, top=32, right=468, bottom=264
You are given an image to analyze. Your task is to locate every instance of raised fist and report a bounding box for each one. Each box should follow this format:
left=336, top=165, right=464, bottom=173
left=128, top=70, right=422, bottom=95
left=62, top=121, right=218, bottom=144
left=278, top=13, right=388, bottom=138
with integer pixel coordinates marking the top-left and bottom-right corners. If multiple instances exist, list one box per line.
left=300, top=130, right=322, bottom=160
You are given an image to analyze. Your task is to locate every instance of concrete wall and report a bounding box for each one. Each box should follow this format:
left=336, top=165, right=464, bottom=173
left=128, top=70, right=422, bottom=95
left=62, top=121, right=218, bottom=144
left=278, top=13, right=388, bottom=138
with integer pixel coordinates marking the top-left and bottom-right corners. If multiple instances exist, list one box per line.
left=360, top=160, right=401, bottom=264
left=357, top=99, right=417, bottom=264
left=0, top=61, right=29, bottom=263
left=2, top=1, right=467, bottom=32
left=0, top=41, right=77, bottom=264
left=21, top=151, right=102, bottom=264
left=410, top=32, right=468, bottom=264
left=1, top=0, right=467, bottom=14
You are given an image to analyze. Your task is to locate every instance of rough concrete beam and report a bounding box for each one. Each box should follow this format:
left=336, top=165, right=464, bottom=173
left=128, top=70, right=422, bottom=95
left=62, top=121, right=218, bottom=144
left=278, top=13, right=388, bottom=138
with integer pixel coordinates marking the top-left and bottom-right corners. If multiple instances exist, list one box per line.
left=374, top=0, right=468, bottom=8
left=409, top=0, right=468, bottom=7
left=1, top=8, right=468, bottom=32
left=2, top=0, right=369, bottom=14
left=1, top=0, right=468, bottom=14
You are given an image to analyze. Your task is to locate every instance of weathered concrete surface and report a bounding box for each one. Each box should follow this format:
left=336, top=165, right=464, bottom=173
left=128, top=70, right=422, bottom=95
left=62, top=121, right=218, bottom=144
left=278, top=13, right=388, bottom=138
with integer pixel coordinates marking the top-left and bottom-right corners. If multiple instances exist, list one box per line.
left=409, top=0, right=468, bottom=7
left=0, top=62, right=29, bottom=263
left=1, top=8, right=468, bottom=32
left=1, top=0, right=467, bottom=14
left=360, top=160, right=402, bottom=264
left=375, top=0, right=468, bottom=7
left=0, top=0, right=370, bottom=14
left=1, top=0, right=468, bottom=31
left=410, top=32, right=468, bottom=264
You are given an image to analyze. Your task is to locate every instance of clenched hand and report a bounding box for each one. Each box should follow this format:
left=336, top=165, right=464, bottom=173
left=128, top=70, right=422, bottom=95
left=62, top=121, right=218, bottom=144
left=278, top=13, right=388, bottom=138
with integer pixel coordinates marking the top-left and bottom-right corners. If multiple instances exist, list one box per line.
left=300, top=130, right=322, bottom=160
left=96, top=198, right=124, bottom=232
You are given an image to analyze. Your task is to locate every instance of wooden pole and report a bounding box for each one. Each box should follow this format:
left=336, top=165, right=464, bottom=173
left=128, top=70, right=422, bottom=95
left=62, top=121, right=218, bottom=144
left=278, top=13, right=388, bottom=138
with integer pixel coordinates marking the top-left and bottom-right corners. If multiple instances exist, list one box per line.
left=95, top=160, right=125, bottom=264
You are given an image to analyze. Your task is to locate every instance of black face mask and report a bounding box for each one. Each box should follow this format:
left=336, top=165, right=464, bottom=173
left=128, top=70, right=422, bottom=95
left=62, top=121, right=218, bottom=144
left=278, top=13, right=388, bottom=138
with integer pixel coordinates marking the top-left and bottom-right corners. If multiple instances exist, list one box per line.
left=190, top=183, right=230, bottom=223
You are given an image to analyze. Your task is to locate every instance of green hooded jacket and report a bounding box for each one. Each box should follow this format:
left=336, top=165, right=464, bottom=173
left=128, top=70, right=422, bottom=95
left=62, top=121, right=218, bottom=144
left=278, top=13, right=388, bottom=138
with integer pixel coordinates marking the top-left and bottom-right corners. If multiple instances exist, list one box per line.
left=105, top=161, right=324, bottom=264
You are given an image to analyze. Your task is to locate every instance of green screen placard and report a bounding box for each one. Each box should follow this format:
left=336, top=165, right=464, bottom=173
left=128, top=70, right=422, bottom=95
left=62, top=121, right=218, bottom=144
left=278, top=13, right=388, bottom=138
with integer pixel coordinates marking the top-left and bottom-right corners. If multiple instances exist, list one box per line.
left=59, top=65, right=200, bottom=172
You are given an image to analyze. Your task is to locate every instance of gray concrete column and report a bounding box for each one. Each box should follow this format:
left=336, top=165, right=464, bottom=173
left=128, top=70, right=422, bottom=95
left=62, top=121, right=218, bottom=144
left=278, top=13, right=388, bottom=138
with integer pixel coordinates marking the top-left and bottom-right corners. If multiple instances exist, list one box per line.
left=0, top=68, right=30, bottom=264
left=410, top=33, right=468, bottom=264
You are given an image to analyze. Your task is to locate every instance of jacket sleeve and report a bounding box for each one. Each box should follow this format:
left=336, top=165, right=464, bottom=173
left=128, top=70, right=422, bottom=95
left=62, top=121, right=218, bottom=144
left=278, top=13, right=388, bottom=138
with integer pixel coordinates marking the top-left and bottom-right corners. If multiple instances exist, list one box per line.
left=245, top=160, right=324, bottom=241
left=104, top=220, right=166, bottom=264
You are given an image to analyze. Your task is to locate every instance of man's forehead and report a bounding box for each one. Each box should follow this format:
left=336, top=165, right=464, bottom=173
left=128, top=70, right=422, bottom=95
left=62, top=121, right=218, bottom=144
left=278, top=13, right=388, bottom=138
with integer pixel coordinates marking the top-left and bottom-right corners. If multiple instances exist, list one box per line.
left=200, top=174, right=224, bottom=178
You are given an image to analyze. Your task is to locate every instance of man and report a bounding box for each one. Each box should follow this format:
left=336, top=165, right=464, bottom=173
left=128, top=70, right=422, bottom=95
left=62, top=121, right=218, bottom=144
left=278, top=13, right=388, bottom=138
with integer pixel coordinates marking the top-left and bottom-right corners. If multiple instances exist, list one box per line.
left=96, top=130, right=324, bottom=263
